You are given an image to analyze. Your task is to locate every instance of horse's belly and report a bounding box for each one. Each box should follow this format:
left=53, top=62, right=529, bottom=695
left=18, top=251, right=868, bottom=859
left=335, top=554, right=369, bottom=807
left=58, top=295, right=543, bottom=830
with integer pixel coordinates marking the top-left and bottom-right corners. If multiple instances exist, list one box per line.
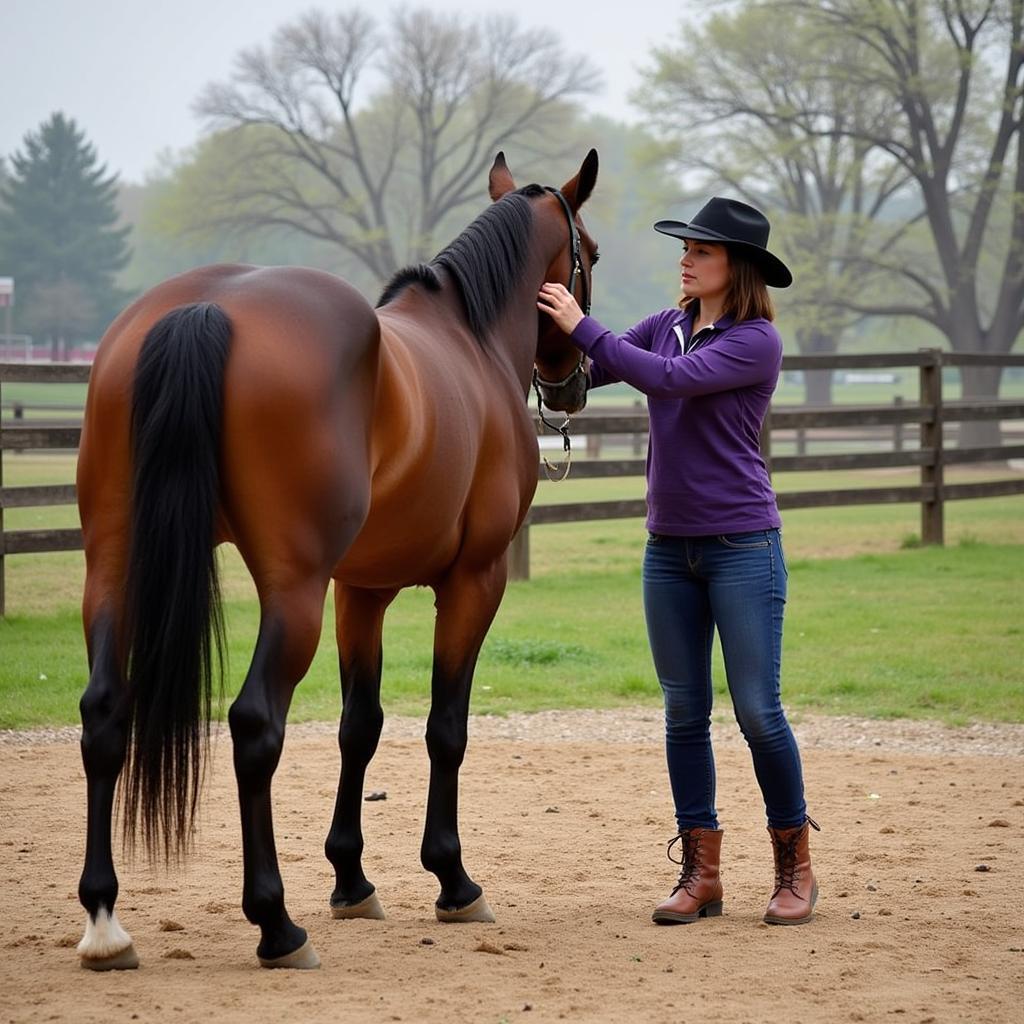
left=332, top=507, right=463, bottom=588
left=331, top=452, right=526, bottom=589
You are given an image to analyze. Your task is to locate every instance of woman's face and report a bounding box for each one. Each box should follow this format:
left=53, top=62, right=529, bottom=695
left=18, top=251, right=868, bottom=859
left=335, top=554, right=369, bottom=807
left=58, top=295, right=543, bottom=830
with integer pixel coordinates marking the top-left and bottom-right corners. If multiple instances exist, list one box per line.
left=679, top=240, right=730, bottom=302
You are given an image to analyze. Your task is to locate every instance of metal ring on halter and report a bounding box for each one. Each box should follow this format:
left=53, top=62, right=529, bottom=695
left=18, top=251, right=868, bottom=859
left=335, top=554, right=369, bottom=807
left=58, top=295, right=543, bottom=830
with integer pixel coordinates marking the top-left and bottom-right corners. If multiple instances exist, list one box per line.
left=532, top=368, right=573, bottom=481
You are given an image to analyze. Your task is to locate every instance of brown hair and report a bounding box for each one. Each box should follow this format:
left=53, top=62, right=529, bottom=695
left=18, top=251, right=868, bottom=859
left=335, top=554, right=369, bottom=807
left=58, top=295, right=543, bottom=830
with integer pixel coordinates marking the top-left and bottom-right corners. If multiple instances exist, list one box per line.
left=678, top=246, right=775, bottom=322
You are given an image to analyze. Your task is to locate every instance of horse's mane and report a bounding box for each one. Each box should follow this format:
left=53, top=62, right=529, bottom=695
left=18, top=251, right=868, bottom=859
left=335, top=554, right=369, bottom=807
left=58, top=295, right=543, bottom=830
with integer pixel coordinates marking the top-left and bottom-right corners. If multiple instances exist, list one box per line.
left=376, top=184, right=545, bottom=343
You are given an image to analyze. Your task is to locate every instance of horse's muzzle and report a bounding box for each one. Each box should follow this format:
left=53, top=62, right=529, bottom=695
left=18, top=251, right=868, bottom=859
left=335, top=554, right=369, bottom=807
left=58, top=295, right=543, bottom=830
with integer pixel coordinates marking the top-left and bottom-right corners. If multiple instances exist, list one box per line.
left=537, top=373, right=588, bottom=414
left=535, top=356, right=589, bottom=415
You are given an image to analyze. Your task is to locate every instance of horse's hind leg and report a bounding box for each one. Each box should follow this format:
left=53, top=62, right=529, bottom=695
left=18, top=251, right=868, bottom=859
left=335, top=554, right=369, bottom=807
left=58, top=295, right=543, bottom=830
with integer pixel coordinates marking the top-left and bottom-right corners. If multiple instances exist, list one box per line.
left=325, top=584, right=398, bottom=919
left=228, top=578, right=328, bottom=970
left=77, top=601, right=138, bottom=971
left=422, top=559, right=508, bottom=923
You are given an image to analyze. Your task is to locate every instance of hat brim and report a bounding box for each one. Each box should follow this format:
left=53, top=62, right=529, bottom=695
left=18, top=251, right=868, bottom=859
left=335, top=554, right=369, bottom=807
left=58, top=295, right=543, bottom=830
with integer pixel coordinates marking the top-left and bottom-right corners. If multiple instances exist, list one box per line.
left=654, top=219, right=793, bottom=288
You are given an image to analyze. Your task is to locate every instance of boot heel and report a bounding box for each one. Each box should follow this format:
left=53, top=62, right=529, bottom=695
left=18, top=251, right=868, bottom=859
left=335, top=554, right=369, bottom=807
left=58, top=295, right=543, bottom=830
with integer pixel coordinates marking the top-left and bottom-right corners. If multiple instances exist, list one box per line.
left=700, top=901, right=723, bottom=918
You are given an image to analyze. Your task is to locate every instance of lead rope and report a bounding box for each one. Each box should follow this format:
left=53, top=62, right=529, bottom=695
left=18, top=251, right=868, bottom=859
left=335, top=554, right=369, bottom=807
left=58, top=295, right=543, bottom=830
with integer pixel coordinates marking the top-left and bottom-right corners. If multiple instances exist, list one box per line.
left=532, top=369, right=573, bottom=482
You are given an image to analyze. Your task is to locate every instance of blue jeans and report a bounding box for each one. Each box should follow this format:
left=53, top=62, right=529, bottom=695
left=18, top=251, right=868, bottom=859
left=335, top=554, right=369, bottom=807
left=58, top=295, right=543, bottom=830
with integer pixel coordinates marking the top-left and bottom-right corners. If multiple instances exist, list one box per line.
left=642, top=529, right=806, bottom=831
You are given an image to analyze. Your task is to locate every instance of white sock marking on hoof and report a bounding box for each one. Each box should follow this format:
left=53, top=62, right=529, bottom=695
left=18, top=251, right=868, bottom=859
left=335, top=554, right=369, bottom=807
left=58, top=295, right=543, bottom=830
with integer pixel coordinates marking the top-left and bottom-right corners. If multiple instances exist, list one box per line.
left=78, top=906, right=137, bottom=967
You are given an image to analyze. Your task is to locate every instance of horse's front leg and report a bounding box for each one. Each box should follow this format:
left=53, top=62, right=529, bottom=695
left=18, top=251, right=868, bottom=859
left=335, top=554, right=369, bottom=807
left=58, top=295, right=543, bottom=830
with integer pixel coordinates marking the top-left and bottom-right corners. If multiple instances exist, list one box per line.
left=77, top=609, right=138, bottom=971
left=229, top=581, right=327, bottom=969
left=325, top=583, right=397, bottom=920
left=422, top=559, right=507, bottom=923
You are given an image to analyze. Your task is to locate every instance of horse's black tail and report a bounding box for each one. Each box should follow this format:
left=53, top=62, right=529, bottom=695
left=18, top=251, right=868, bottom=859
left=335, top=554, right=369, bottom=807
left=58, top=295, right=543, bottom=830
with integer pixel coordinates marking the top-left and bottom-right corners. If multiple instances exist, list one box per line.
left=122, top=302, right=232, bottom=862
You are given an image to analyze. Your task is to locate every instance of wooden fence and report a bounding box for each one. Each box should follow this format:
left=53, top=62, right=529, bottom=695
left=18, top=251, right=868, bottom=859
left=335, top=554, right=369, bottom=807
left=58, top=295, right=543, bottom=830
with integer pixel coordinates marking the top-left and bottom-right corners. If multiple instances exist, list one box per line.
left=512, top=349, right=1024, bottom=578
left=2, top=350, right=1023, bottom=610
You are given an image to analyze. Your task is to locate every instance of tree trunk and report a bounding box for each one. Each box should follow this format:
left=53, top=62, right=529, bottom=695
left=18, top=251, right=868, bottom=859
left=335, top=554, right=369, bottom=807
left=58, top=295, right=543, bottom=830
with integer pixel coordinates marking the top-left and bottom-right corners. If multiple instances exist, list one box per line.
left=803, top=368, right=834, bottom=405
left=956, top=364, right=1005, bottom=449
left=797, top=328, right=838, bottom=405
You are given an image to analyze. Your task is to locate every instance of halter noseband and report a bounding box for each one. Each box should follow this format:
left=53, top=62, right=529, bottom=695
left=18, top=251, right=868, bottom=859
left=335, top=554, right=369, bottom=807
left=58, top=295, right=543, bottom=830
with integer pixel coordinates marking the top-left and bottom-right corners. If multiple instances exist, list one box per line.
left=532, top=186, right=592, bottom=481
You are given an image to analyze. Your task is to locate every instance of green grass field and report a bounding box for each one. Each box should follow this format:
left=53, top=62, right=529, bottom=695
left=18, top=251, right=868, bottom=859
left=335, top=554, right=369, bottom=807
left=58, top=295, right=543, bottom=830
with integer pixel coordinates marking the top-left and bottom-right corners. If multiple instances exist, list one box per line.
left=1, top=449, right=1022, bottom=730
left=3, top=369, right=1023, bottom=730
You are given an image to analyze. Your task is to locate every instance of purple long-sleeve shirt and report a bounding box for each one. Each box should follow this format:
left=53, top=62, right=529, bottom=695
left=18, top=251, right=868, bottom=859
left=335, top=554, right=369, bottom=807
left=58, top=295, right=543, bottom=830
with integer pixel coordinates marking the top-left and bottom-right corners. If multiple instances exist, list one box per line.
left=570, top=306, right=782, bottom=536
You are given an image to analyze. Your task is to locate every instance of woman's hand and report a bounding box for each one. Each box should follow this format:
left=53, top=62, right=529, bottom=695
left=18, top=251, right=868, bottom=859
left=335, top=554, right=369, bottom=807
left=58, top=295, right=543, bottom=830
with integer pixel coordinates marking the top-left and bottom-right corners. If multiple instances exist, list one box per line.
left=537, top=282, right=585, bottom=335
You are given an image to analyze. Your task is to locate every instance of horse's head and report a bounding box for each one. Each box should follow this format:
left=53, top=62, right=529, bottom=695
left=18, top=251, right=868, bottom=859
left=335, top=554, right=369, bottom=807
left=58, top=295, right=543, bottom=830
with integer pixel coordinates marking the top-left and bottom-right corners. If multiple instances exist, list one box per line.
left=489, top=150, right=600, bottom=414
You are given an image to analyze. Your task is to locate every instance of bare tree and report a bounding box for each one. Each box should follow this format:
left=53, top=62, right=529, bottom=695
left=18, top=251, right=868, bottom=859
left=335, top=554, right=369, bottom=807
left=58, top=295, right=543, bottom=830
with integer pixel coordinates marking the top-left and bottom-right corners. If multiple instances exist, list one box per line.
left=634, top=4, right=914, bottom=403
left=193, top=6, right=601, bottom=285
left=780, top=0, right=1024, bottom=440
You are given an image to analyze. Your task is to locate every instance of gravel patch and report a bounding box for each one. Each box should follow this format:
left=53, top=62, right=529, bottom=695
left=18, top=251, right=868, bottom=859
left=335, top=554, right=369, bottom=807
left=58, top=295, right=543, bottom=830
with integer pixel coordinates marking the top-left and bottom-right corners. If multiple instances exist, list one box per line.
left=3, top=708, right=1022, bottom=757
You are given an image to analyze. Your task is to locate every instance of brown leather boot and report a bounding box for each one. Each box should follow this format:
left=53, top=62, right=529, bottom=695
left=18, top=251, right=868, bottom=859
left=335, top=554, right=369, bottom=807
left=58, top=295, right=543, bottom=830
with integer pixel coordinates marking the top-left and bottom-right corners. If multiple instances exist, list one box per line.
left=652, top=827, right=724, bottom=924
left=764, top=817, right=820, bottom=925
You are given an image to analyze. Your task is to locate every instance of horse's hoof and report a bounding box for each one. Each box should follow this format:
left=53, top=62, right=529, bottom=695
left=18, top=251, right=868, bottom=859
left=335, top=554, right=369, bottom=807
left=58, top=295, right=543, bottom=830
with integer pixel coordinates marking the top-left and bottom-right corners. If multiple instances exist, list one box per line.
left=258, top=938, right=321, bottom=970
left=80, top=944, right=140, bottom=971
left=436, top=893, right=496, bottom=924
left=331, top=891, right=385, bottom=920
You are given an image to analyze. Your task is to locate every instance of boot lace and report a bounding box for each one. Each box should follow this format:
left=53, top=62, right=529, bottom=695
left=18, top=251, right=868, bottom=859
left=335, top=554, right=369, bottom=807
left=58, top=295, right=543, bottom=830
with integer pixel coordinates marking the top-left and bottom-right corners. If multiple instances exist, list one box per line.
left=770, top=829, right=802, bottom=897
left=666, top=830, right=702, bottom=897
left=770, top=816, right=820, bottom=898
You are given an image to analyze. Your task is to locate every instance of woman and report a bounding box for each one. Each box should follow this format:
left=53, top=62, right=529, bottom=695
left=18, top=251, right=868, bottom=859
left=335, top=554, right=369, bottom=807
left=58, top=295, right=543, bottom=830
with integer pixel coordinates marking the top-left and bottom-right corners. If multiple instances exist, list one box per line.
left=537, top=197, right=819, bottom=926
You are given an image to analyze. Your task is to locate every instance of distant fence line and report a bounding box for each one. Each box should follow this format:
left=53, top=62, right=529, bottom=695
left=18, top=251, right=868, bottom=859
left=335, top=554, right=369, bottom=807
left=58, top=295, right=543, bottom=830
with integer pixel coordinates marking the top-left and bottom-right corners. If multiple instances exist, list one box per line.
left=2, top=350, right=1023, bottom=610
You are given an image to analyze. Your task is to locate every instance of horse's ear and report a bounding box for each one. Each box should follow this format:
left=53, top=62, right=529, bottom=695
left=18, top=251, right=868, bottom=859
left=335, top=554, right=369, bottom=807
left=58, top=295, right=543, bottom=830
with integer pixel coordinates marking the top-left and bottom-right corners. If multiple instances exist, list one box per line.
left=561, top=148, right=599, bottom=212
left=489, top=151, right=517, bottom=201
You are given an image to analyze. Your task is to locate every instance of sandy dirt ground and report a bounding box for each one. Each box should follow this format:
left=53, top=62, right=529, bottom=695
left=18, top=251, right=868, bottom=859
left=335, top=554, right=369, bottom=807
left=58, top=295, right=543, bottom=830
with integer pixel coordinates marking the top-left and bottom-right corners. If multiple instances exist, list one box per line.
left=2, top=710, right=1022, bottom=1024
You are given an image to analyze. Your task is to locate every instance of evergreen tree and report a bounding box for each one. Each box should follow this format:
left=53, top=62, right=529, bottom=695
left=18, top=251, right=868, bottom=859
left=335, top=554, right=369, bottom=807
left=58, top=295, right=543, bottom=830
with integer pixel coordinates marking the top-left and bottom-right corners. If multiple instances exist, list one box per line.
left=0, top=112, right=130, bottom=356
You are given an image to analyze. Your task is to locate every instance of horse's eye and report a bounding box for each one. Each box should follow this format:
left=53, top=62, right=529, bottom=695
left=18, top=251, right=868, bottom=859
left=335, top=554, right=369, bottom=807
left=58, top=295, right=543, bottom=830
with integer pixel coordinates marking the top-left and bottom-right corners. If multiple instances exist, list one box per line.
left=591, top=251, right=601, bottom=265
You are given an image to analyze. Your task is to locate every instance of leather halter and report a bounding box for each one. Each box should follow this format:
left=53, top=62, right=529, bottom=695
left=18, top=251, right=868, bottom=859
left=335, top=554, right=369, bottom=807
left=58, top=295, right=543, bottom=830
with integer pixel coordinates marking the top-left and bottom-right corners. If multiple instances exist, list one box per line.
left=543, top=186, right=591, bottom=317
left=532, top=186, right=592, bottom=481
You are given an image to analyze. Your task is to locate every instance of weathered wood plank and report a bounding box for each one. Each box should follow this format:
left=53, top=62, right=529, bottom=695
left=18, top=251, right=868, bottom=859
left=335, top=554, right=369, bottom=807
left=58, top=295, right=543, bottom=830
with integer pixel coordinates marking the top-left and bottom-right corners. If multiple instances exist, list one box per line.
left=769, top=405, right=933, bottom=429
left=538, top=459, right=646, bottom=480
left=0, top=426, right=82, bottom=450
left=777, top=486, right=932, bottom=510
left=942, top=353, right=1024, bottom=368
left=2, top=527, right=84, bottom=555
left=527, top=499, right=648, bottom=525
left=0, top=363, right=92, bottom=383
left=944, top=401, right=1024, bottom=423
left=0, top=484, right=77, bottom=509
left=944, top=444, right=1024, bottom=465
left=944, top=479, right=1024, bottom=500
left=535, top=413, right=649, bottom=435
left=780, top=352, right=934, bottom=370
left=770, top=450, right=935, bottom=473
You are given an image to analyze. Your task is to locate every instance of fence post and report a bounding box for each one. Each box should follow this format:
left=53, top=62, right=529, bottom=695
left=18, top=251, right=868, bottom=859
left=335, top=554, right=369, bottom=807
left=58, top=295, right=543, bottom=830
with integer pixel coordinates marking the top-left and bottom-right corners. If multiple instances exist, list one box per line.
left=508, top=523, right=530, bottom=581
left=892, top=395, right=904, bottom=452
left=919, top=349, right=944, bottom=545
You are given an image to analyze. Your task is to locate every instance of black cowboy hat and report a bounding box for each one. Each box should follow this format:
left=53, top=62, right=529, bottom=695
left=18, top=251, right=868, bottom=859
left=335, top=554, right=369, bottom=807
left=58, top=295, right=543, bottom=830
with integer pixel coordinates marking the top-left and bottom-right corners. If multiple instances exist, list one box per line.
left=654, top=197, right=793, bottom=288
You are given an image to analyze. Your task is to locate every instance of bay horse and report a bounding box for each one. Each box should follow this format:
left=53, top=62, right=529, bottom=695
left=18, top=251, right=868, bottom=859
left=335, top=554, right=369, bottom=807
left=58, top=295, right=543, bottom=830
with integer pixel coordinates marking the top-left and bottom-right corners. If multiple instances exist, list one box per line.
left=74, top=150, right=599, bottom=970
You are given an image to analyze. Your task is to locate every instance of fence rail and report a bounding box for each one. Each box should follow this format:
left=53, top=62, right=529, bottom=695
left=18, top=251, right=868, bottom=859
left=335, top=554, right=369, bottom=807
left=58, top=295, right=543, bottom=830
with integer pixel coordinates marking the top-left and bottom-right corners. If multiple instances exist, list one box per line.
left=3, top=350, right=1024, bottom=608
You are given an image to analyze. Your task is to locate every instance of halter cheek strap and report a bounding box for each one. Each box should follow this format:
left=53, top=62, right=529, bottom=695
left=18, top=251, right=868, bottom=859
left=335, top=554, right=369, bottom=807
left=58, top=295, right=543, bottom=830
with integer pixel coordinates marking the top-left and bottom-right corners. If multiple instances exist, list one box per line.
left=543, top=187, right=591, bottom=317
left=535, top=186, right=591, bottom=390
left=533, top=186, right=593, bottom=482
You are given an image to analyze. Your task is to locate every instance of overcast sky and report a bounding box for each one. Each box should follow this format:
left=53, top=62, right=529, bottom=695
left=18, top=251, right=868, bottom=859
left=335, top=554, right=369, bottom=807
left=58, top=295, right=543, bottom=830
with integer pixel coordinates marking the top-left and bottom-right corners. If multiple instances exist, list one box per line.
left=3, top=0, right=686, bottom=184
